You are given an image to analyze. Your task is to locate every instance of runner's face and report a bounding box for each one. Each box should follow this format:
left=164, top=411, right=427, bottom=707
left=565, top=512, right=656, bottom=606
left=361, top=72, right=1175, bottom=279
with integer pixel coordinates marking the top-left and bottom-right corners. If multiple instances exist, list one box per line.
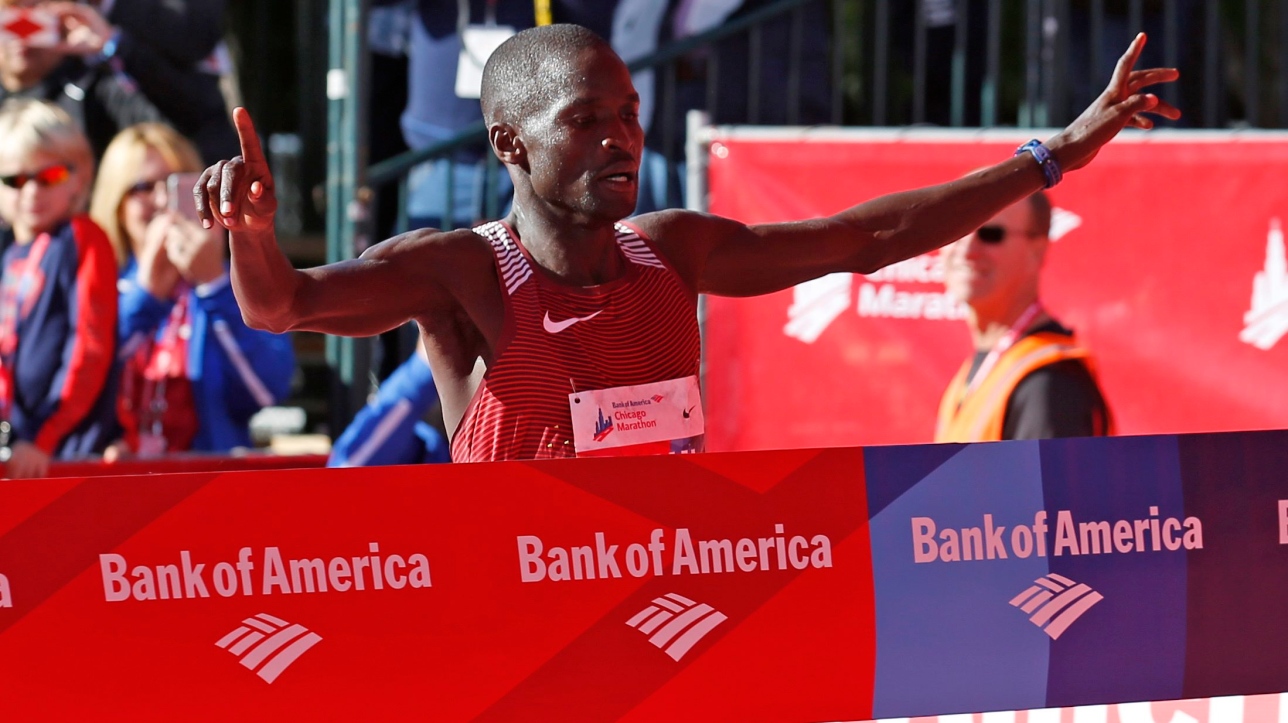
left=524, top=45, right=642, bottom=222
left=944, top=201, right=1046, bottom=308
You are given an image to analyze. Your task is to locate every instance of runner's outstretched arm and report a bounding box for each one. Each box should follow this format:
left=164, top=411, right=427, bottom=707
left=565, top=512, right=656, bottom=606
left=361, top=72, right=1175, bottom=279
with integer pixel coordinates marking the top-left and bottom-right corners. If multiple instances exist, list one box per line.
left=652, top=33, right=1180, bottom=298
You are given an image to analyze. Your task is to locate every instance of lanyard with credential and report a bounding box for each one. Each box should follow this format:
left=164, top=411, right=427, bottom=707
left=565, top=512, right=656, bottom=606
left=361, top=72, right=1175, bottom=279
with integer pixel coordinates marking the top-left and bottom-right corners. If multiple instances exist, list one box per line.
left=960, top=301, right=1043, bottom=402
left=0, top=233, right=52, bottom=420
left=140, top=290, right=192, bottom=440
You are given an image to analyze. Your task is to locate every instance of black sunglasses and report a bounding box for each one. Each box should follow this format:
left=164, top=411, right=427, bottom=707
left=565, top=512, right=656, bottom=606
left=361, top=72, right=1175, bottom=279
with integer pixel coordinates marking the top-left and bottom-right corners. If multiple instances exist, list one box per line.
left=126, top=178, right=168, bottom=197
left=974, top=225, right=1044, bottom=244
left=975, top=225, right=1009, bottom=244
left=0, top=164, right=72, bottom=190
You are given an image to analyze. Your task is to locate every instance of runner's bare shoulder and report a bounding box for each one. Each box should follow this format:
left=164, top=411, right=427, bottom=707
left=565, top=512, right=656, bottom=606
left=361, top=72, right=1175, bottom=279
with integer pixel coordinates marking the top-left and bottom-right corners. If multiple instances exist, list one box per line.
left=358, top=225, right=502, bottom=306
left=358, top=226, right=493, bottom=274
left=630, top=208, right=728, bottom=290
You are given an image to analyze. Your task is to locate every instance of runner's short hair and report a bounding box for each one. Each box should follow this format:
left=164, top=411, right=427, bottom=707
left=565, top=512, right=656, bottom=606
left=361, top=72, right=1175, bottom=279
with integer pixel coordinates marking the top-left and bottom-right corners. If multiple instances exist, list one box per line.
left=480, top=24, right=614, bottom=129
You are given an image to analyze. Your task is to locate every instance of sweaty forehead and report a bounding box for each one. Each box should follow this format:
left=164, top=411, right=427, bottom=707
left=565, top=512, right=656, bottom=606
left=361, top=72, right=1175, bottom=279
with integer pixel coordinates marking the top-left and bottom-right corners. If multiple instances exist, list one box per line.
left=547, top=50, right=635, bottom=108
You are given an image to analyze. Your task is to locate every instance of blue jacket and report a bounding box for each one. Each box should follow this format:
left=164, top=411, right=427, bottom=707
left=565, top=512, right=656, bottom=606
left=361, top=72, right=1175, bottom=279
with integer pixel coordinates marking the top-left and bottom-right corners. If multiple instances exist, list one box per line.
left=118, top=260, right=294, bottom=452
left=328, top=352, right=449, bottom=467
left=1, top=217, right=118, bottom=456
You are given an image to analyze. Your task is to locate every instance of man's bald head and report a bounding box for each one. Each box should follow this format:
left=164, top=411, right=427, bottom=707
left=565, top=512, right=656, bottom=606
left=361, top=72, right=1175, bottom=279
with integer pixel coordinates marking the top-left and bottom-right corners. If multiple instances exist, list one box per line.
left=480, top=24, right=617, bottom=129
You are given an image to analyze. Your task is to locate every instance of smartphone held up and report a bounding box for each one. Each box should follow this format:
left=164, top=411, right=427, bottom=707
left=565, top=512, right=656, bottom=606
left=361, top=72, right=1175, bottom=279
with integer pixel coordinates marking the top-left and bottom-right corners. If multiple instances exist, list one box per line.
left=167, top=172, right=204, bottom=225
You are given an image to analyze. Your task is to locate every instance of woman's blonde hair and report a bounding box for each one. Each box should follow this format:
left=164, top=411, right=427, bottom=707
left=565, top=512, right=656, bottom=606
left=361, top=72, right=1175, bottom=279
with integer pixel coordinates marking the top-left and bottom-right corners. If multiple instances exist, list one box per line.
left=0, top=98, right=94, bottom=212
left=90, top=123, right=203, bottom=267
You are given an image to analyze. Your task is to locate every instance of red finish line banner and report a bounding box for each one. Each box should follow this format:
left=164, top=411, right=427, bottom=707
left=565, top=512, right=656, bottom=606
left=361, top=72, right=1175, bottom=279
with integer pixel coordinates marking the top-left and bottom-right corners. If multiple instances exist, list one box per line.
left=0, top=450, right=875, bottom=721
left=4, top=432, right=1288, bottom=720
left=702, top=128, right=1288, bottom=449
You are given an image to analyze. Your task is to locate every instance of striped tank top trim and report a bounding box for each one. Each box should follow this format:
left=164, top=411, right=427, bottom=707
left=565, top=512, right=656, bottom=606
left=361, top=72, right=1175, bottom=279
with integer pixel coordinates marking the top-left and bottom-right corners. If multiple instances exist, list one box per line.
left=474, top=221, right=532, bottom=297
left=614, top=221, right=668, bottom=269
left=473, top=220, right=671, bottom=296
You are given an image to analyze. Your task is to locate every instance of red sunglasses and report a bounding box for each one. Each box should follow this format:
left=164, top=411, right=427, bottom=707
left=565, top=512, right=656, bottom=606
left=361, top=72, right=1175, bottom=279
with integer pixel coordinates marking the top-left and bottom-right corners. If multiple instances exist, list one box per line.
left=0, top=164, right=73, bottom=190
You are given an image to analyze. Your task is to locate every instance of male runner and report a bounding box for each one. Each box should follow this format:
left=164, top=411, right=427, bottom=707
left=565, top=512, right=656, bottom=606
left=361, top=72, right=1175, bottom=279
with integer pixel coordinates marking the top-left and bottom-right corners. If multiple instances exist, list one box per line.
left=195, top=24, right=1178, bottom=462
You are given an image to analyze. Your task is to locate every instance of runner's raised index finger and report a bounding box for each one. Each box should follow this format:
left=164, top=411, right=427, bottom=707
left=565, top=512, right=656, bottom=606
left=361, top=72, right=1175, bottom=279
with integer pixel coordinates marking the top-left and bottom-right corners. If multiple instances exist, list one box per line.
left=1109, top=33, right=1147, bottom=92
left=233, top=107, right=267, bottom=166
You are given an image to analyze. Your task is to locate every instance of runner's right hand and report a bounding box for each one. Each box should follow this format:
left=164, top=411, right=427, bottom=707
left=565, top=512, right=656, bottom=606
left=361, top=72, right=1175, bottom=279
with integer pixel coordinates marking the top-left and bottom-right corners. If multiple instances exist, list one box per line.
left=195, top=107, right=277, bottom=233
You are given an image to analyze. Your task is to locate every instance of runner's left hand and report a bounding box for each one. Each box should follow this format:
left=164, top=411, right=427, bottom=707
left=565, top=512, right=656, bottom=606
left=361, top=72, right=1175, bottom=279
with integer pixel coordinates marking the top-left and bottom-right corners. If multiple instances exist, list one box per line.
left=1045, top=33, right=1181, bottom=173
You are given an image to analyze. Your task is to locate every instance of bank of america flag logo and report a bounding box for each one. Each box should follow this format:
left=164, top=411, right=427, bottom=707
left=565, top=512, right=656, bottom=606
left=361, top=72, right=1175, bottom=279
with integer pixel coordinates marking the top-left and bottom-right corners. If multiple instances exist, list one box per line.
left=625, top=593, right=727, bottom=661
left=215, top=613, right=323, bottom=684
left=1009, top=573, right=1104, bottom=640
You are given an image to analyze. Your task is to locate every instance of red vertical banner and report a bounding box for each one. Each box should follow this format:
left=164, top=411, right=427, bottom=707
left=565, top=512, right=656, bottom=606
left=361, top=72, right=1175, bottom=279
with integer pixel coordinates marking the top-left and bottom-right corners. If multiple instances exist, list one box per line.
left=703, top=129, right=1288, bottom=450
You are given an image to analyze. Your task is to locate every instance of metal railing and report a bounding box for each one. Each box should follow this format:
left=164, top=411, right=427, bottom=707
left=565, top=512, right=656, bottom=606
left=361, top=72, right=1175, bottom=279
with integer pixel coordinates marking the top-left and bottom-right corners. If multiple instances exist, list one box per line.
left=355, top=0, right=1288, bottom=234
left=321, top=0, right=1288, bottom=428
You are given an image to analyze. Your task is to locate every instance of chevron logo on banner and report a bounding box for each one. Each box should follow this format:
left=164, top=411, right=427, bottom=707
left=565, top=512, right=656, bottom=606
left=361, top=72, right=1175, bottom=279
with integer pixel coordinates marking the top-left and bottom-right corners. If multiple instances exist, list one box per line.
left=215, top=613, right=323, bottom=684
left=625, top=593, right=728, bottom=661
left=1008, top=573, right=1104, bottom=640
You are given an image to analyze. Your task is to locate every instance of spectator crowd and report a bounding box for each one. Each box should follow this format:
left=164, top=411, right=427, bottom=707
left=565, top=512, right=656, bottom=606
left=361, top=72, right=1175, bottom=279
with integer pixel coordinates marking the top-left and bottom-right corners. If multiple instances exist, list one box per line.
left=0, top=0, right=288, bottom=477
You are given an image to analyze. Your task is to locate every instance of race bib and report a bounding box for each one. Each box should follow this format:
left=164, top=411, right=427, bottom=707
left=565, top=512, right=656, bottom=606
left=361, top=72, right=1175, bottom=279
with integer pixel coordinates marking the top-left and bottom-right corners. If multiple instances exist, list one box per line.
left=569, top=376, right=705, bottom=457
left=455, top=25, right=515, bottom=99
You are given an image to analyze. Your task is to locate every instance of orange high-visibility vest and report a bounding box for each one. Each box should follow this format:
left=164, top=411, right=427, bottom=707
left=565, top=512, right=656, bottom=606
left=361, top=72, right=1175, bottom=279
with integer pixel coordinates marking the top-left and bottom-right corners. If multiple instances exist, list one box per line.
left=935, top=331, right=1109, bottom=442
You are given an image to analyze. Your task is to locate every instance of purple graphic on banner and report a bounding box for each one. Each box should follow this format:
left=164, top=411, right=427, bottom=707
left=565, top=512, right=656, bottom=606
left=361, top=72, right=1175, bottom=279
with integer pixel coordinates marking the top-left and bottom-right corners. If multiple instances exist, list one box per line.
left=864, top=443, right=964, bottom=519
left=1038, top=435, right=1189, bottom=707
left=1178, top=430, right=1288, bottom=698
left=867, top=441, right=1049, bottom=718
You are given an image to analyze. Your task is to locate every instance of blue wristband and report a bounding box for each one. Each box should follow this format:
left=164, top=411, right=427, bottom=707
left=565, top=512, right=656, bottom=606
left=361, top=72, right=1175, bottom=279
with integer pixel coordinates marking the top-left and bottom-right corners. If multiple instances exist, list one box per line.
left=1015, top=139, right=1062, bottom=189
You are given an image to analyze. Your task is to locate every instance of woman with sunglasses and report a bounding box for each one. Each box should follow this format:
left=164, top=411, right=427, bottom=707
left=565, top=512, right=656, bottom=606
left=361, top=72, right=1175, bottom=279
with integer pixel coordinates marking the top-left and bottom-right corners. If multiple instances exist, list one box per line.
left=0, top=98, right=118, bottom=478
left=90, top=123, right=293, bottom=459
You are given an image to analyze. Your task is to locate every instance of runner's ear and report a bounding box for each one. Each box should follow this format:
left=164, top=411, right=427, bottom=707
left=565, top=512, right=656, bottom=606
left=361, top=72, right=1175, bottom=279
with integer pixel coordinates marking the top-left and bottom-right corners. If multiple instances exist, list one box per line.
left=490, top=124, right=525, bottom=166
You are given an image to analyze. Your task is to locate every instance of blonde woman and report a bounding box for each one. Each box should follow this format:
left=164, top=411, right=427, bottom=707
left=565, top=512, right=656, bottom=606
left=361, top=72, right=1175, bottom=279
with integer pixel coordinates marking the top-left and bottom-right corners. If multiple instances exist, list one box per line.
left=91, top=123, right=293, bottom=456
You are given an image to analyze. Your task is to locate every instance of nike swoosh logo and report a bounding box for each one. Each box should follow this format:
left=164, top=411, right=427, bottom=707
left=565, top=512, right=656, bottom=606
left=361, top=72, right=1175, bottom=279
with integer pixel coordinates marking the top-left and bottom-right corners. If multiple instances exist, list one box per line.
left=683, top=406, right=695, bottom=419
left=543, top=310, right=602, bottom=334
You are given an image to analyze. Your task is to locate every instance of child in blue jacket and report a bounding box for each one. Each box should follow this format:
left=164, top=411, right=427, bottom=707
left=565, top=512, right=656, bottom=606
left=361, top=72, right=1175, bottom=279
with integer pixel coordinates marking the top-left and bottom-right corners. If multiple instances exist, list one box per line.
left=0, top=100, right=118, bottom=477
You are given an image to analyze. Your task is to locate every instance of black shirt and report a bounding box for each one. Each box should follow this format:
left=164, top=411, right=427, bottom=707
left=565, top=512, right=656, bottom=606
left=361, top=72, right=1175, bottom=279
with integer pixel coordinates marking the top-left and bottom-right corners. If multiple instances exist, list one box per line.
left=965, top=320, right=1111, bottom=440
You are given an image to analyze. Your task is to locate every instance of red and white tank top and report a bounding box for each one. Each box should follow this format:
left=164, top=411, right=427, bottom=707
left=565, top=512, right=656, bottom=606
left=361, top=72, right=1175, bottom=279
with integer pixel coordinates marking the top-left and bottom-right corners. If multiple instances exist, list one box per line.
left=451, top=221, right=701, bottom=462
